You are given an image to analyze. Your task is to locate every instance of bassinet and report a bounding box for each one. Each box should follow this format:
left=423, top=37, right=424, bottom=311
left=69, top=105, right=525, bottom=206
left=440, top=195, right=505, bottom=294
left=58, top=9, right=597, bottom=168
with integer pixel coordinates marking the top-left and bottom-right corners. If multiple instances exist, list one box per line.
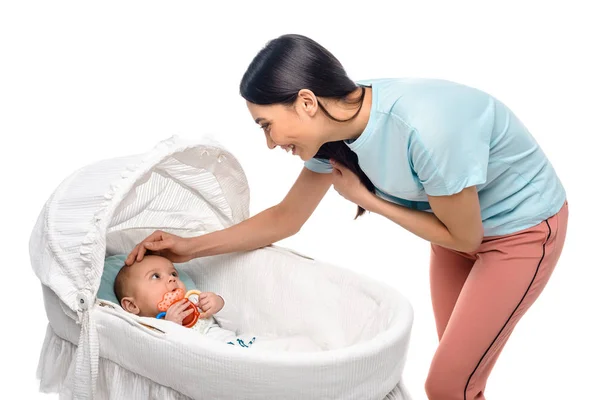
left=30, top=136, right=414, bottom=399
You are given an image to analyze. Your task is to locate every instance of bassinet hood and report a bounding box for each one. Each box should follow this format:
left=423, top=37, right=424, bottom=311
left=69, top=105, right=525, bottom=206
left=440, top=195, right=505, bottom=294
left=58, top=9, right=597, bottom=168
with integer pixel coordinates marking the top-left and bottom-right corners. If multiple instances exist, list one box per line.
left=30, top=136, right=250, bottom=313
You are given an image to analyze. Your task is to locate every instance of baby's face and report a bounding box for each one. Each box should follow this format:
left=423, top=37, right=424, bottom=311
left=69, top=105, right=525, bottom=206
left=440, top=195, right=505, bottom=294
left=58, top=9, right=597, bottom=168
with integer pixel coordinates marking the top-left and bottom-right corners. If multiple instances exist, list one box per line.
left=126, top=256, right=186, bottom=317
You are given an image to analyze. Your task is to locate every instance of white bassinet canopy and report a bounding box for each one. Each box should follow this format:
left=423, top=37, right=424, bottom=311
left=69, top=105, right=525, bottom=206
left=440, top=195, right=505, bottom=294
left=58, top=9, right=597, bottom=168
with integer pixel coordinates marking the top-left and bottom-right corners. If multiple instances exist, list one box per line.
left=30, top=136, right=414, bottom=400
left=31, top=136, right=249, bottom=313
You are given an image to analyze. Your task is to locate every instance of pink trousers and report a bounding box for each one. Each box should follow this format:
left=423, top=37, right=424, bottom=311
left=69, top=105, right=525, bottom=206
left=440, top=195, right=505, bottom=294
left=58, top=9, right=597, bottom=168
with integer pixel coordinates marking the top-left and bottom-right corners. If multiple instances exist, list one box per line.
left=425, top=201, right=569, bottom=400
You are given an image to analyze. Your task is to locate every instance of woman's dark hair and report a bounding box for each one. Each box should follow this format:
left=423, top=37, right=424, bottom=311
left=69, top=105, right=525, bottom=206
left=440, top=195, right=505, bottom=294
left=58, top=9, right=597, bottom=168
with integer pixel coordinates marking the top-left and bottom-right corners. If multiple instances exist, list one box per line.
left=240, top=34, right=375, bottom=218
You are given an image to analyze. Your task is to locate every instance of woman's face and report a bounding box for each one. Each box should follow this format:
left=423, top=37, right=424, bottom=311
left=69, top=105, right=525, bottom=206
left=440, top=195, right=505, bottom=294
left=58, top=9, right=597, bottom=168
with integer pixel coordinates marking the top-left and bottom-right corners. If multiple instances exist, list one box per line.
left=246, top=90, right=324, bottom=161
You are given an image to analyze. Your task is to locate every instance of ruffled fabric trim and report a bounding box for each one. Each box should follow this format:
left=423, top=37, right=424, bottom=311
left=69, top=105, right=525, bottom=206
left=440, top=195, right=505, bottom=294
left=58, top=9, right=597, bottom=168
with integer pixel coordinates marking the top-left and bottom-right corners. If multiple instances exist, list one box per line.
left=37, top=325, right=191, bottom=400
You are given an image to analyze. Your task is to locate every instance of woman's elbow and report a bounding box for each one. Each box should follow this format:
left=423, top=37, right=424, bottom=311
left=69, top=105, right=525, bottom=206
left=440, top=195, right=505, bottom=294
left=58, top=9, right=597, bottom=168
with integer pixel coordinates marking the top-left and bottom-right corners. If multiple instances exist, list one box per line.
left=273, top=205, right=303, bottom=238
left=458, top=231, right=484, bottom=253
left=282, top=222, right=301, bottom=238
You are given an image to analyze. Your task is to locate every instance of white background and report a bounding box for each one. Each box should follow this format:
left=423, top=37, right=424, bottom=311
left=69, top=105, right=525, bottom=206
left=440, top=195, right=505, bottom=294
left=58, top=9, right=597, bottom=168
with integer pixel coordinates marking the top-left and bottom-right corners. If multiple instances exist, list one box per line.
left=1, top=1, right=598, bottom=399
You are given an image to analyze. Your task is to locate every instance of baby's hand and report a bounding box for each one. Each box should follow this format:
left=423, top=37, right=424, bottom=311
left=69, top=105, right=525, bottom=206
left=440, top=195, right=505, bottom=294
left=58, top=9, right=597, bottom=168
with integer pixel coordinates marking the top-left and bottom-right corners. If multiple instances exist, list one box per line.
left=198, top=292, right=224, bottom=319
left=164, top=299, right=195, bottom=325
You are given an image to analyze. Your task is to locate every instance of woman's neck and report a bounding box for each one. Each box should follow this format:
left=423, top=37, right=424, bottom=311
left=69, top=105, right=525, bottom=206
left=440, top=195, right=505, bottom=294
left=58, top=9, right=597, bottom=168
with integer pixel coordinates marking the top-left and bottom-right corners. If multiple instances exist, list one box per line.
left=322, top=86, right=372, bottom=142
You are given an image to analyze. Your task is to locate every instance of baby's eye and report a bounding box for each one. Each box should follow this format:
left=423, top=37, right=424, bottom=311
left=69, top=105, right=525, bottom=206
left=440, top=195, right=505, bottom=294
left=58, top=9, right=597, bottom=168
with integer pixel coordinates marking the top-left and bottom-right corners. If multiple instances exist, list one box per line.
left=152, top=273, right=160, bottom=279
left=171, top=271, right=178, bottom=277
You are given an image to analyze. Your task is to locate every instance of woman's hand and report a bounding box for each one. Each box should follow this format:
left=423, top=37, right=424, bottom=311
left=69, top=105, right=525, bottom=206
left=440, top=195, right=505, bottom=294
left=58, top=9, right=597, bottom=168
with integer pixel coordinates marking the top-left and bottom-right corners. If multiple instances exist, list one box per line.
left=330, top=160, right=374, bottom=209
left=164, top=299, right=195, bottom=325
left=197, top=292, right=225, bottom=319
left=125, top=230, right=195, bottom=266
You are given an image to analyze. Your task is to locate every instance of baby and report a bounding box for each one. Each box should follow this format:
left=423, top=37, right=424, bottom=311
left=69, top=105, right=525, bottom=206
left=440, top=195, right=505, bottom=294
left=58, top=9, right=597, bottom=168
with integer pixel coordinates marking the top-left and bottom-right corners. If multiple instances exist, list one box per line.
left=114, top=255, right=255, bottom=348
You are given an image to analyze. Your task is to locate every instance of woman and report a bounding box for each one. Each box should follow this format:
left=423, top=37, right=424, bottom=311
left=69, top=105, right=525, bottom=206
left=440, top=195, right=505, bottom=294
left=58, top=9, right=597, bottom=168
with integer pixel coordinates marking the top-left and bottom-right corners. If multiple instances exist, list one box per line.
left=126, top=34, right=568, bottom=400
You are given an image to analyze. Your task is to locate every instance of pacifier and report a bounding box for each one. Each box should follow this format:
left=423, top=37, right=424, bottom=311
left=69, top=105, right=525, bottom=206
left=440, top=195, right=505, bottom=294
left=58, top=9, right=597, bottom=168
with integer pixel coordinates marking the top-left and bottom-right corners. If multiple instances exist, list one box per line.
left=156, top=288, right=203, bottom=328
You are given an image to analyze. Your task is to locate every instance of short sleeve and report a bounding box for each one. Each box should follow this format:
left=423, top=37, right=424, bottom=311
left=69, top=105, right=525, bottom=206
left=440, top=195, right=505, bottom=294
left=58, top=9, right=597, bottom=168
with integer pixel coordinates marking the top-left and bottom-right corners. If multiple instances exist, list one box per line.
left=408, top=92, right=494, bottom=196
left=304, top=158, right=333, bottom=174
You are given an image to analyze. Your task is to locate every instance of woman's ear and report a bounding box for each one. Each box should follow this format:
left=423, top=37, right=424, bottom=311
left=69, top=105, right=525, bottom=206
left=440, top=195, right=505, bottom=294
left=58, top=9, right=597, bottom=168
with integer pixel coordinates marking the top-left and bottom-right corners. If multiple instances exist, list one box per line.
left=297, top=89, right=319, bottom=117
left=121, top=297, right=140, bottom=315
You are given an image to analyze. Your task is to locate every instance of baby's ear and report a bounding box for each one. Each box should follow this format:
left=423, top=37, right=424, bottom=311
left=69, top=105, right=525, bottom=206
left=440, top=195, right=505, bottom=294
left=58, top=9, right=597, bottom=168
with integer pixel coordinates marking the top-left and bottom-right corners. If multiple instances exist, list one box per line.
left=121, top=297, right=140, bottom=315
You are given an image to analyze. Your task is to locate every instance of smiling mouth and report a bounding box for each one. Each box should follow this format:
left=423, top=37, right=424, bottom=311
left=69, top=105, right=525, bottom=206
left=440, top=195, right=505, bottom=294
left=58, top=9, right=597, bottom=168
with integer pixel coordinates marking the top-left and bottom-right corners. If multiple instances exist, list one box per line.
left=281, top=144, right=296, bottom=155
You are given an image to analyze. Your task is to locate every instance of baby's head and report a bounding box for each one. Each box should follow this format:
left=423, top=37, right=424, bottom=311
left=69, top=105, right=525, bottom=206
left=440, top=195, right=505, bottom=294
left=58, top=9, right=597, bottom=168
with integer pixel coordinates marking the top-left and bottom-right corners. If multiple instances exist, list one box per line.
left=114, top=255, right=186, bottom=317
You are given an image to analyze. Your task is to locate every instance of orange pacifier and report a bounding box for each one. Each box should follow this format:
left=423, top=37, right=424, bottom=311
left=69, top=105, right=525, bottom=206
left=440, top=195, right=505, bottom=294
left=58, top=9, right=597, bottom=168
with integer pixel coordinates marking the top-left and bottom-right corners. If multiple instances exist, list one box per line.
left=156, top=288, right=203, bottom=328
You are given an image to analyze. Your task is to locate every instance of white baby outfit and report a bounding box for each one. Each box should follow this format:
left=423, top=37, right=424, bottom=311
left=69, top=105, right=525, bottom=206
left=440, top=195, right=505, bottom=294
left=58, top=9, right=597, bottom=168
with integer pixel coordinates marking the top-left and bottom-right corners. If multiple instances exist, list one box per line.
left=189, top=312, right=256, bottom=348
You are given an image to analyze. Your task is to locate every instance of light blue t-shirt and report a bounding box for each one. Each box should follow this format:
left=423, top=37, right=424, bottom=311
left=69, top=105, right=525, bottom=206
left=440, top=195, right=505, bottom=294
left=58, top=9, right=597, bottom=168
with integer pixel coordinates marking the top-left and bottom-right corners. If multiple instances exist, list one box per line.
left=305, top=78, right=566, bottom=237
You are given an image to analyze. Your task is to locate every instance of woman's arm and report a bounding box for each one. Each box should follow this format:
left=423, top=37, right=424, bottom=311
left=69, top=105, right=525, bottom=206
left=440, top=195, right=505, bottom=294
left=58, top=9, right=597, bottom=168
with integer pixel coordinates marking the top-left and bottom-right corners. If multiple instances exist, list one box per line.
left=188, top=167, right=332, bottom=257
left=329, top=159, right=483, bottom=253
left=363, top=186, right=484, bottom=253
left=127, top=167, right=332, bottom=264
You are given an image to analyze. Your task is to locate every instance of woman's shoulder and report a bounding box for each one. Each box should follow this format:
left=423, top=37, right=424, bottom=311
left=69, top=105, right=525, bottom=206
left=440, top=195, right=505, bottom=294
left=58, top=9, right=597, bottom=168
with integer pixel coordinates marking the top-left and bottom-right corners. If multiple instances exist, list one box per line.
left=362, top=77, right=491, bottom=124
left=358, top=77, right=473, bottom=90
left=359, top=77, right=489, bottom=98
